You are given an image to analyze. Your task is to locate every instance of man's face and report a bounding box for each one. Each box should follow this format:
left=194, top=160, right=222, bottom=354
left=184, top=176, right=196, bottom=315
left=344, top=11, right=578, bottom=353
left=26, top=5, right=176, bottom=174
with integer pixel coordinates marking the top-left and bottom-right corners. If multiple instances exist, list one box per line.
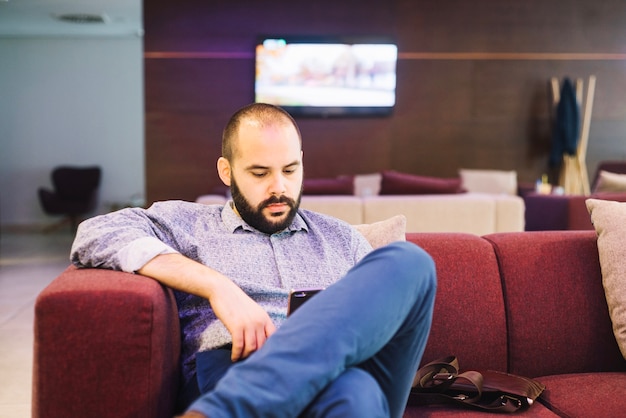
left=218, top=120, right=304, bottom=234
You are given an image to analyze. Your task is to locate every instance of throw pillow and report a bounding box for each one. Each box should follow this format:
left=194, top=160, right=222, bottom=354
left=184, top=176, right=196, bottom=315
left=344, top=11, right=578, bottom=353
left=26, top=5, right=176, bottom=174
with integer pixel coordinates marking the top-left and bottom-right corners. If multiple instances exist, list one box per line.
left=459, top=169, right=518, bottom=195
left=593, top=170, right=626, bottom=193
left=303, top=176, right=354, bottom=195
left=353, top=215, right=406, bottom=249
left=586, top=198, right=626, bottom=359
left=380, top=170, right=464, bottom=195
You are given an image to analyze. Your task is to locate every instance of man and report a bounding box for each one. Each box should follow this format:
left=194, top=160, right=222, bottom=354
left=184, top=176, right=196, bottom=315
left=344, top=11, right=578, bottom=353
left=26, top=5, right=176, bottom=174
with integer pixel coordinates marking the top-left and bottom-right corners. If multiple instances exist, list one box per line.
left=71, top=103, right=436, bottom=418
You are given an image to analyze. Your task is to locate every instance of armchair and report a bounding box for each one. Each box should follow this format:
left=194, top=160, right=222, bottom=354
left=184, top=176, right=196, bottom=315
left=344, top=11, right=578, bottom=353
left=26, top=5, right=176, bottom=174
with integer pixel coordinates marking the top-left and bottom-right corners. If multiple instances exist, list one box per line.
left=38, top=166, right=101, bottom=231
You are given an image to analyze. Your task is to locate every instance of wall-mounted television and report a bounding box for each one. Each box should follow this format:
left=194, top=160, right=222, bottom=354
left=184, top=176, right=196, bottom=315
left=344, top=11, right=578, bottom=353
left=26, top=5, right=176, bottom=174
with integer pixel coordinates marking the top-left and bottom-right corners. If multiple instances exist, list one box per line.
left=255, top=36, right=398, bottom=117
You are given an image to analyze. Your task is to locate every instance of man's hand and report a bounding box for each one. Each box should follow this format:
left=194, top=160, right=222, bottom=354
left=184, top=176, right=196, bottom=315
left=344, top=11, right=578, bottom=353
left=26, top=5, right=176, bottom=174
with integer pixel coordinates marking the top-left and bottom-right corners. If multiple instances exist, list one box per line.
left=207, top=276, right=276, bottom=361
left=176, top=411, right=207, bottom=418
left=138, top=253, right=276, bottom=361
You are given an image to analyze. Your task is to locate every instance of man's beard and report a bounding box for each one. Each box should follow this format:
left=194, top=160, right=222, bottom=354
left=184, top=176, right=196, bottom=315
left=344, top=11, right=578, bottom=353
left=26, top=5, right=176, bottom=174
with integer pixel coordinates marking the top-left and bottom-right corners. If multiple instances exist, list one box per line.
left=230, top=179, right=301, bottom=235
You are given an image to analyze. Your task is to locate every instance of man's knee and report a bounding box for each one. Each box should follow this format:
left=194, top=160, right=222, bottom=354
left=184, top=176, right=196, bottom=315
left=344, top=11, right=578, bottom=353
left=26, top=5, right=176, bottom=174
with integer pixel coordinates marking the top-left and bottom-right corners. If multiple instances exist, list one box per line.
left=383, top=241, right=436, bottom=289
left=305, top=368, right=389, bottom=418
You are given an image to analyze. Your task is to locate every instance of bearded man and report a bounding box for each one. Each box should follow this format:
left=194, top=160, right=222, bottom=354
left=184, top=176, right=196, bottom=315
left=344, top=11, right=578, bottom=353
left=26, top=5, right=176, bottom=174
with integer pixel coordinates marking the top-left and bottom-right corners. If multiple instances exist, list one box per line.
left=71, top=103, right=436, bottom=418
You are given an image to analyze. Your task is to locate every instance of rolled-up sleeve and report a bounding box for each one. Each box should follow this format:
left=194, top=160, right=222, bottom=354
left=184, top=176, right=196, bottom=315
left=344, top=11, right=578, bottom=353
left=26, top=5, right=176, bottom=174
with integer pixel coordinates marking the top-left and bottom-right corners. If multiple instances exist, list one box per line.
left=116, top=236, right=178, bottom=273
left=70, top=205, right=181, bottom=272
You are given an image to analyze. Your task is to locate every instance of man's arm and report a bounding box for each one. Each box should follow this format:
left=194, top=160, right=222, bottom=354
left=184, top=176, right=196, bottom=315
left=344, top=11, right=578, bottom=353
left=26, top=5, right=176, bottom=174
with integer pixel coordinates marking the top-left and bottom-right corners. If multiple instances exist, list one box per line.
left=138, top=253, right=276, bottom=361
left=71, top=203, right=276, bottom=361
left=71, top=206, right=176, bottom=272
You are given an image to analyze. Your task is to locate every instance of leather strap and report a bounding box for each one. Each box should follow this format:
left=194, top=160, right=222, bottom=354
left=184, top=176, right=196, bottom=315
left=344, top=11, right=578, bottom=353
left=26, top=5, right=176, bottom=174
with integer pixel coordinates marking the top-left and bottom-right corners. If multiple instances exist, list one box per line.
left=412, top=355, right=459, bottom=390
left=410, top=356, right=539, bottom=413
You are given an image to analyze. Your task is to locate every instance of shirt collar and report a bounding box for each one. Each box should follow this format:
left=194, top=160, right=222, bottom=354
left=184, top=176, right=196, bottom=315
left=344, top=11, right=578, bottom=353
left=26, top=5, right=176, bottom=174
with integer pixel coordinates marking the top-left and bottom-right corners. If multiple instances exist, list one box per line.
left=221, top=201, right=309, bottom=235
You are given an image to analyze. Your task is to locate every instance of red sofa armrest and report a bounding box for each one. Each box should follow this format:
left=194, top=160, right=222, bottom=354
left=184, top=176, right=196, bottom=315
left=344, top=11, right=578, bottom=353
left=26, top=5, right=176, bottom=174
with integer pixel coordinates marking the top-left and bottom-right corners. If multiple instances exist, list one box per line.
left=33, top=266, right=181, bottom=418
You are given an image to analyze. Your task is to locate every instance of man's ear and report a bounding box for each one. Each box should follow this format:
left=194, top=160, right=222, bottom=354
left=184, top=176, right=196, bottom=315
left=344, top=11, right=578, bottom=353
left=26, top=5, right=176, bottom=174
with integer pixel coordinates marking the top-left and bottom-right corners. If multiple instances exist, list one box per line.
left=217, top=157, right=232, bottom=186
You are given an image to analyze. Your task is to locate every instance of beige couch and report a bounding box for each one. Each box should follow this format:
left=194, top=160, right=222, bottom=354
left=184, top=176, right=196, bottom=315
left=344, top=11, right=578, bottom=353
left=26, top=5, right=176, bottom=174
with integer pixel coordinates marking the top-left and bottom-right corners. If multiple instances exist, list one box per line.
left=197, top=170, right=525, bottom=235
left=195, top=193, right=524, bottom=235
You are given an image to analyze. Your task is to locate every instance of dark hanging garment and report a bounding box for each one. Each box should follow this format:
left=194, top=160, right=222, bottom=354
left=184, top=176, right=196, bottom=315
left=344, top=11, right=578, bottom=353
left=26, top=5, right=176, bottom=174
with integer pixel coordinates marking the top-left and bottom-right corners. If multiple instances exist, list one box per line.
left=549, top=78, right=580, bottom=167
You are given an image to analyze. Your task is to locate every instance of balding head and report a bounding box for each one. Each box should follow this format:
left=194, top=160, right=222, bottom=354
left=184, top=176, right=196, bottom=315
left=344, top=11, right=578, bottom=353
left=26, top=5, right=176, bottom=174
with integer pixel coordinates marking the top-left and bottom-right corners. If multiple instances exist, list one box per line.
left=222, top=103, right=302, bottom=163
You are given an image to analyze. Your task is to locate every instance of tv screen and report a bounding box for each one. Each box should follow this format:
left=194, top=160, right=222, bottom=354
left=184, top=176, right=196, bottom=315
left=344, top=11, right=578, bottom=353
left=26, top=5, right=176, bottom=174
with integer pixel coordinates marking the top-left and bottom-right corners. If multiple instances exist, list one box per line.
left=255, top=36, right=398, bottom=117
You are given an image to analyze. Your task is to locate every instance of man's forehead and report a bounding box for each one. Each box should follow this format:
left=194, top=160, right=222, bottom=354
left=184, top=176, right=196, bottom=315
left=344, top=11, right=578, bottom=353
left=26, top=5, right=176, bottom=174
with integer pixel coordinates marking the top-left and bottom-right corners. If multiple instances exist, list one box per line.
left=235, top=120, right=300, bottom=149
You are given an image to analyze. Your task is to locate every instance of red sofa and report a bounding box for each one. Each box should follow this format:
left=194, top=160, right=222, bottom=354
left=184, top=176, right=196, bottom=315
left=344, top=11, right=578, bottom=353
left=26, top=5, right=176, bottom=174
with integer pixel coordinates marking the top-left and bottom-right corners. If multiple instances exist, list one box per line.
left=33, top=231, right=626, bottom=417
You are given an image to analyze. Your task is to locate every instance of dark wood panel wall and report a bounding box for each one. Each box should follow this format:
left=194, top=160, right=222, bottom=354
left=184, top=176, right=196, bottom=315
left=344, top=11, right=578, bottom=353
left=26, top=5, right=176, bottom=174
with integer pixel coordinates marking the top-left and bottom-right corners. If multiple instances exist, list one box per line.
left=144, top=0, right=626, bottom=204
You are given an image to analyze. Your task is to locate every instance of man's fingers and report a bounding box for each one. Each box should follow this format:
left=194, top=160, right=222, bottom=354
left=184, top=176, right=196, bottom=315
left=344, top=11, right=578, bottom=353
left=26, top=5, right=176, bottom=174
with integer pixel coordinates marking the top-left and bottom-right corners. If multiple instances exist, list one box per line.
left=230, top=328, right=259, bottom=361
left=230, top=332, right=245, bottom=362
left=265, top=321, right=276, bottom=338
left=231, top=321, right=275, bottom=361
left=243, top=331, right=259, bottom=359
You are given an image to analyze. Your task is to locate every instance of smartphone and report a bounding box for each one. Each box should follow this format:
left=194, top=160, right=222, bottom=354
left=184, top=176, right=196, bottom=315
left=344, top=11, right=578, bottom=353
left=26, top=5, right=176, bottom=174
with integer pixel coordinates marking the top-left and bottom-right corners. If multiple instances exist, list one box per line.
left=287, top=288, right=324, bottom=316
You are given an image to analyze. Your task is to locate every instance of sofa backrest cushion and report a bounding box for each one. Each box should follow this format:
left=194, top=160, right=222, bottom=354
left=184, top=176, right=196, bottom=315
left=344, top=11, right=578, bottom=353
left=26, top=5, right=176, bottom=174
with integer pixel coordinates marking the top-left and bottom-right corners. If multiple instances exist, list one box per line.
left=303, top=176, right=354, bottom=195
left=459, top=168, right=518, bottom=196
left=591, top=160, right=626, bottom=191
left=380, top=170, right=464, bottom=195
left=593, top=170, right=626, bottom=193
left=407, top=233, right=508, bottom=372
left=485, top=231, right=626, bottom=377
left=354, top=173, right=382, bottom=197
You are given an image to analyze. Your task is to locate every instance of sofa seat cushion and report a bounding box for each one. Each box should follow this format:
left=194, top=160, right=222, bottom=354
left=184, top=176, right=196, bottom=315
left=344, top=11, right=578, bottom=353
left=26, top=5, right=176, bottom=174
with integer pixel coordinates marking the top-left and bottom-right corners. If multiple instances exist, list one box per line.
left=403, top=400, right=559, bottom=417
left=537, top=372, right=626, bottom=418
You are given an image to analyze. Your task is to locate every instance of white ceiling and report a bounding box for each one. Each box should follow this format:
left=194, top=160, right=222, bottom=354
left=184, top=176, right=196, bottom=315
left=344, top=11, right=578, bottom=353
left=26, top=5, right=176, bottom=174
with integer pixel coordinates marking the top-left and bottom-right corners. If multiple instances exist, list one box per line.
left=0, top=0, right=142, bottom=37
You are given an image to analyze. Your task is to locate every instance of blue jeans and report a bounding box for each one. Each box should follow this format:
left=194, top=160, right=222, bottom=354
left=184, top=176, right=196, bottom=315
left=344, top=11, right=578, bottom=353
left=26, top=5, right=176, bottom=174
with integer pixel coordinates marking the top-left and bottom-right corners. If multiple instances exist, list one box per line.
left=188, top=241, right=436, bottom=418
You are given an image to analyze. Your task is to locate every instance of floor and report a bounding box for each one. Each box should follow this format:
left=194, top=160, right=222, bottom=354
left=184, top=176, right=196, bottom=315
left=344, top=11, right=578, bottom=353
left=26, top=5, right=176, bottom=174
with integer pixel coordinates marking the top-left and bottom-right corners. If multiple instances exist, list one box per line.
left=0, top=229, right=75, bottom=418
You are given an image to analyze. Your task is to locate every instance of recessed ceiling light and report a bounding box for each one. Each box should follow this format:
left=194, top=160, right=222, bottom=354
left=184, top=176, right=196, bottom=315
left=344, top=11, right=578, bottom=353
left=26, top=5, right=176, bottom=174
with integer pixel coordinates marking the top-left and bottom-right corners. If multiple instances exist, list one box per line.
left=55, top=13, right=109, bottom=24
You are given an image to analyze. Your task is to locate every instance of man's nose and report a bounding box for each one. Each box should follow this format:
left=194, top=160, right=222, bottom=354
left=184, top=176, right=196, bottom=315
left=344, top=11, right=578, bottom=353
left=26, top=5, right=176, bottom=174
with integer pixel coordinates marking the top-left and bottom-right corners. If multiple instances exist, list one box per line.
left=269, top=173, right=286, bottom=195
